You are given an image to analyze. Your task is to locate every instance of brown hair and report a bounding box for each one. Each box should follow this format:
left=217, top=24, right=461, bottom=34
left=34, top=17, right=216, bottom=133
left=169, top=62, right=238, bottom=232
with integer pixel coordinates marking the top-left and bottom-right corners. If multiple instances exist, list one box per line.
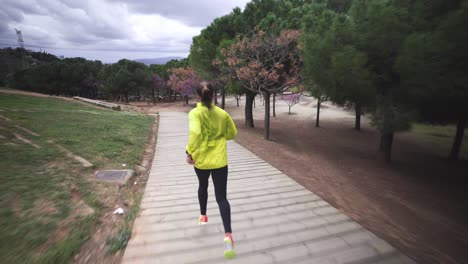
left=197, top=82, right=214, bottom=109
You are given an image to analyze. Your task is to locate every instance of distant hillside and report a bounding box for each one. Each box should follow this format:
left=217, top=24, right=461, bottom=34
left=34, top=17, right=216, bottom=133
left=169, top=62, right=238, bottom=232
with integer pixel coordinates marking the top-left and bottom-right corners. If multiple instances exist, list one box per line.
left=0, top=47, right=59, bottom=86
left=134, top=56, right=184, bottom=65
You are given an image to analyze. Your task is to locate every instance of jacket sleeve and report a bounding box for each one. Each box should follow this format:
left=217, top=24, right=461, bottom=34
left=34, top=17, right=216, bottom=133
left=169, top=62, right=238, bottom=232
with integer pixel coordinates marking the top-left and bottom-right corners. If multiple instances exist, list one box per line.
left=186, top=111, right=202, bottom=155
left=226, top=113, right=237, bottom=140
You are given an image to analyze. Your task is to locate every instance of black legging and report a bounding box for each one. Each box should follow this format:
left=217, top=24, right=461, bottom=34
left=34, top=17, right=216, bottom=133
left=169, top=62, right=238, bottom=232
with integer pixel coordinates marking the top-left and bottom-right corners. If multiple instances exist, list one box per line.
left=195, top=165, right=232, bottom=233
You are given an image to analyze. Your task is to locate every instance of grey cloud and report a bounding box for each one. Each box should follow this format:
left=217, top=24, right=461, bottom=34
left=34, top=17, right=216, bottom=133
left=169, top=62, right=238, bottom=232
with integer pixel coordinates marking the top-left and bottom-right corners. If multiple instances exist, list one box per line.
left=59, top=22, right=128, bottom=45
left=0, top=0, right=248, bottom=62
left=1, top=0, right=131, bottom=46
left=60, top=0, right=89, bottom=10
left=4, top=0, right=46, bottom=16
left=111, top=0, right=248, bottom=27
left=0, top=6, right=25, bottom=22
left=47, top=1, right=130, bottom=40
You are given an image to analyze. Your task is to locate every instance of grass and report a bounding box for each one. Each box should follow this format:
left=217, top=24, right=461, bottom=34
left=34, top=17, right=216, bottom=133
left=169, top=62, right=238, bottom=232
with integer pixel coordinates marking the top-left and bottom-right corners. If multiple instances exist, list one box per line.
left=0, top=94, right=152, bottom=168
left=106, top=192, right=142, bottom=253
left=0, top=94, right=153, bottom=263
left=411, top=123, right=468, bottom=159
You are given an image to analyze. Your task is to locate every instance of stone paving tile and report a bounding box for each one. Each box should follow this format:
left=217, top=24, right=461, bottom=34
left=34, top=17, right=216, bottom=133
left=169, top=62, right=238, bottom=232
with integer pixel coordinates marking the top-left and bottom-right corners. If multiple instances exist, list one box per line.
left=123, top=112, right=416, bottom=264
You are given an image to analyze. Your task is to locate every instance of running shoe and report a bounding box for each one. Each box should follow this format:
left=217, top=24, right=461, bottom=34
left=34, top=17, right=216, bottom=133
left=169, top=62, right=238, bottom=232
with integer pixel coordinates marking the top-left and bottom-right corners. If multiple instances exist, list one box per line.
left=224, top=233, right=236, bottom=259
left=198, top=215, right=208, bottom=225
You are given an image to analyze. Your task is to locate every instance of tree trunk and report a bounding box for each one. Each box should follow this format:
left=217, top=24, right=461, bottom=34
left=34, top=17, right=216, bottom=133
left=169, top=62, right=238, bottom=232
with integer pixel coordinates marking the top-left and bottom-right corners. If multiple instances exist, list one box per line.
left=264, top=92, right=271, bottom=140
left=379, top=132, right=394, bottom=162
left=152, top=88, right=156, bottom=105
left=245, top=93, right=255, bottom=128
left=253, top=96, right=256, bottom=108
left=124, top=94, right=129, bottom=104
left=450, top=117, right=466, bottom=160
left=289, top=105, right=291, bottom=115
left=185, top=96, right=189, bottom=105
left=221, top=89, right=226, bottom=109
left=236, top=95, right=239, bottom=107
left=273, top=92, right=276, bottom=117
left=315, top=99, right=321, bottom=127
left=355, top=103, right=361, bottom=130
left=215, top=90, right=218, bottom=105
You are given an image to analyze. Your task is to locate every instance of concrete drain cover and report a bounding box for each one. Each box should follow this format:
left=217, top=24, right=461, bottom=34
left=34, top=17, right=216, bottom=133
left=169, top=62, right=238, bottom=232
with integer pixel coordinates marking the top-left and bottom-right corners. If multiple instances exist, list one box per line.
left=95, top=170, right=133, bottom=184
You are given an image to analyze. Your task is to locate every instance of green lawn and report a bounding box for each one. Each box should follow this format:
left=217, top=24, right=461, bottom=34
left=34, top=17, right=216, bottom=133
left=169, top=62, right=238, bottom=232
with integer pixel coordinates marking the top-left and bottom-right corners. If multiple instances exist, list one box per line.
left=0, top=94, right=153, bottom=263
left=411, top=123, right=468, bottom=159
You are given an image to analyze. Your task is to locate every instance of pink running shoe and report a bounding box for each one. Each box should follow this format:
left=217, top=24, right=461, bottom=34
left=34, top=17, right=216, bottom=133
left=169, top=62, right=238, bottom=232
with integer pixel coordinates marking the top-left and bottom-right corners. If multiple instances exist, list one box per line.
left=198, top=215, right=208, bottom=225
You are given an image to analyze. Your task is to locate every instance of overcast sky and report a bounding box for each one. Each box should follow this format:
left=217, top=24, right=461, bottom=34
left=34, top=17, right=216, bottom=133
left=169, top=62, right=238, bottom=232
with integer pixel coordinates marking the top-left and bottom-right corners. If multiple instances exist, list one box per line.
left=0, top=0, right=251, bottom=62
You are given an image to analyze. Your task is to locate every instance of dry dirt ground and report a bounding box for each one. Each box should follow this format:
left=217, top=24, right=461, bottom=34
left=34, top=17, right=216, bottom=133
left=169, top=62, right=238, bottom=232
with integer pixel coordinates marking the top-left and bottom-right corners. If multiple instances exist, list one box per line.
left=141, top=95, right=467, bottom=264
left=222, top=95, right=468, bottom=264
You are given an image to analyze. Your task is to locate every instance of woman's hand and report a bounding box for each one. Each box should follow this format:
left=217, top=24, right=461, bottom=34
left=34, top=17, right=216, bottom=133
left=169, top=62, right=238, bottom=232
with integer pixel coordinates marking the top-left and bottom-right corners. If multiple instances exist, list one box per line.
left=186, top=154, right=195, bottom=165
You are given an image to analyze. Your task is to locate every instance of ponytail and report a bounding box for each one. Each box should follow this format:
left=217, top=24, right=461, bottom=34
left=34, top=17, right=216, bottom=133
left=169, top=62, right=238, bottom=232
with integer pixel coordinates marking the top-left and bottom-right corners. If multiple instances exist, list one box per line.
left=197, top=82, right=214, bottom=109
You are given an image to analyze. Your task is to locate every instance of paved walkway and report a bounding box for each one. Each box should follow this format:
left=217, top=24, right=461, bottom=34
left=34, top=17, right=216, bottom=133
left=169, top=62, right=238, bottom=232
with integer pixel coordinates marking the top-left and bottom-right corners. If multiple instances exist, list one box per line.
left=123, top=112, right=415, bottom=264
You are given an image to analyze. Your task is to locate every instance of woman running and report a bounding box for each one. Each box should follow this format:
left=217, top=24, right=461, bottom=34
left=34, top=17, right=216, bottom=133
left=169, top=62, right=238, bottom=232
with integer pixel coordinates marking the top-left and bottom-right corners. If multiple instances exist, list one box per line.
left=186, top=82, right=237, bottom=259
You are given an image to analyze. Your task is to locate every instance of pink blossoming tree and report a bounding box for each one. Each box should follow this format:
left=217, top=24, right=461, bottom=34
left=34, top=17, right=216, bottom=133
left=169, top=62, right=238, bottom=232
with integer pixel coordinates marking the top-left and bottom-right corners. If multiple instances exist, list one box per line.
left=150, top=74, right=165, bottom=104
left=281, top=92, right=302, bottom=115
left=220, top=29, right=302, bottom=139
left=167, top=67, right=200, bottom=105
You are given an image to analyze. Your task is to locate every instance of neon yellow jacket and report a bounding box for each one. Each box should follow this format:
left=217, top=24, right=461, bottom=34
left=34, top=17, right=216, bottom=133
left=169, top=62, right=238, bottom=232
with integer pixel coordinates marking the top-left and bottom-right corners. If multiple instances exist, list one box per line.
left=186, top=102, right=237, bottom=169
